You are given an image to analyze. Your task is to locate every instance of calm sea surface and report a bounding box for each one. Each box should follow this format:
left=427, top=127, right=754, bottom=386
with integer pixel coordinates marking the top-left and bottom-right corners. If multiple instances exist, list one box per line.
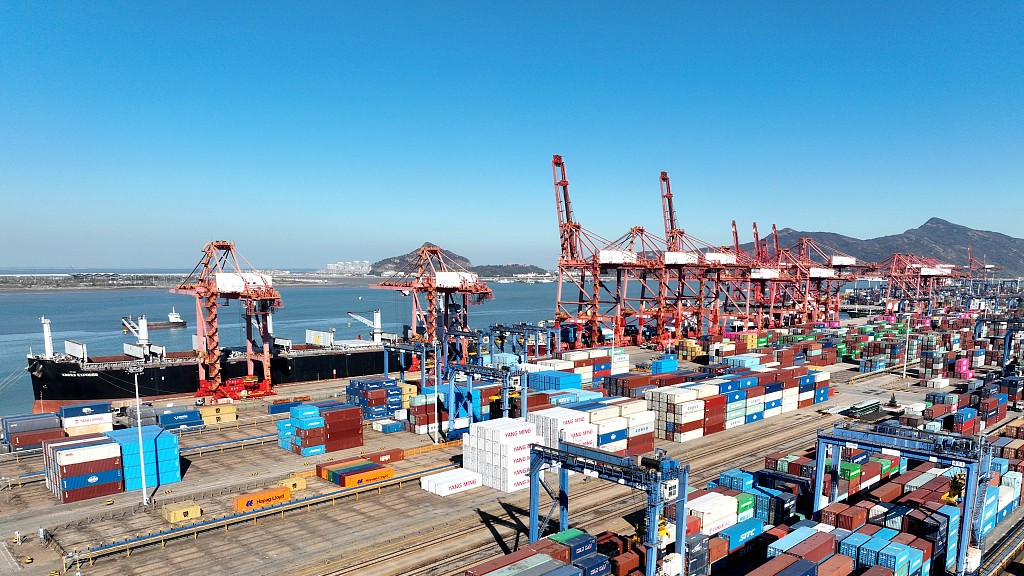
left=0, top=283, right=557, bottom=417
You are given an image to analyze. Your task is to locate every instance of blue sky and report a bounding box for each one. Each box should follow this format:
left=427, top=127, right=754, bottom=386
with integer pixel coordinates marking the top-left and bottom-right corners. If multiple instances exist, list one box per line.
left=1, top=2, right=1021, bottom=270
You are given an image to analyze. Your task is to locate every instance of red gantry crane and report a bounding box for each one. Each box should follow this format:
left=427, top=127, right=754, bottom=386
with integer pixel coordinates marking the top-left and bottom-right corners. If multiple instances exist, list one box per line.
left=876, top=253, right=961, bottom=314
left=371, top=244, right=493, bottom=368
left=654, top=173, right=753, bottom=346
left=172, top=241, right=282, bottom=400
left=552, top=154, right=619, bottom=349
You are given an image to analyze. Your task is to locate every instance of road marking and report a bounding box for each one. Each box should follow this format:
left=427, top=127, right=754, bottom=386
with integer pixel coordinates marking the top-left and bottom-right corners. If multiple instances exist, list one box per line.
left=0, top=542, right=20, bottom=571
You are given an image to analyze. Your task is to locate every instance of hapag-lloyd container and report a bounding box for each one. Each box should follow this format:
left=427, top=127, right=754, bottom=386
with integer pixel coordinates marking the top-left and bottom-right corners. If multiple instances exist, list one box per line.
left=231, top=486, right=291, bottom=513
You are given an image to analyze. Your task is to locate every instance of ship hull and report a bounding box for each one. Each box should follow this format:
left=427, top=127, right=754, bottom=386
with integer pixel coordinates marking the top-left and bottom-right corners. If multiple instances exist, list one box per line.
left=28, top=349, right=402, bottom=413
left=145, top=321, right=187, bottom=330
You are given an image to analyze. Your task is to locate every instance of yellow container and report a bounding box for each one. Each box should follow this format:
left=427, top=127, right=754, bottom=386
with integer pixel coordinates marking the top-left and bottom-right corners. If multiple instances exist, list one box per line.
left=203, top=413, right=238, bottom=424
left=290, top=469, right=316, bottom=479
left=279, top=477, right=307, bottom=491
left=199, top=404, right=237, bottom=417
left=162, top=501, right=201, bottom=523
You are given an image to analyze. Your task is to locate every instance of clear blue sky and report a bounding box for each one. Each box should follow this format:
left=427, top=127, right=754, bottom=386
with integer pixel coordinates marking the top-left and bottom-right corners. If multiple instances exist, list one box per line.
left=2, top=2, right=1021, bottom=270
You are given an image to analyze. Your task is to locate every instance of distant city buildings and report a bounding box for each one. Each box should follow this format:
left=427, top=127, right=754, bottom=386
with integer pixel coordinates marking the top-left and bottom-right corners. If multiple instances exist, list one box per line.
left=320, top=260, right=371, bottom=275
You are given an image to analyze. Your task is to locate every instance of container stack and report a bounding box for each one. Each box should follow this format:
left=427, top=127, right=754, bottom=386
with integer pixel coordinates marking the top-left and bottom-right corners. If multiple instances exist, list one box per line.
left=347, top=376, right=403, bottom=420
left=316, top=457, right=395, bottom=488
left=1, top=413, right=63, bottom=452
left=104, top=425, right=182, bottom=489
left=528, top=370, right=584, bottom=392
left=42, top=434, right=124, bottom=503
left=59, top=402, right=114, bottom=436
left=462, top=418, right=539, bottom=493
left=279, top=404, right=325, bottom=457
left=419, top=468, right=483, bottom=496
left=528, top=407, right=594, bottom=448
left=407, top=393, right=442, bottom=435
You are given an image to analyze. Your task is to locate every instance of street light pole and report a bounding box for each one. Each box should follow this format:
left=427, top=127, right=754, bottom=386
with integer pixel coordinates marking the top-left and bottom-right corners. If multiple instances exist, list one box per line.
left=126, top=366, right=149, bottom=506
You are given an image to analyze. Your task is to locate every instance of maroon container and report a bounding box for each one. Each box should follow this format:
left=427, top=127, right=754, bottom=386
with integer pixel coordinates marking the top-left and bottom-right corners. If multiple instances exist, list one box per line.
left=861, top=567, right=894, bottom=576
left=362, top=448, right=403, bottom=464
left=526, top=539, right=570, bottom=563
left=784, top=531, right=835, bottom=563
left=820, top=502, right=849, bottom=527
left=60, top=480, right=123, bottom=504
left=58, top=456, right=122, bottom=477
left=610, top=551, right=640, bottom=576
left=9, top=427, right=65, bottom=447
left=324, top=437, right=363, bottom=452
left=746, top=555, right=798, bottom=576
left=464, top=548, right=539, bottom=576
left=857, top=523, right=881, bottom=536
left=816, top=553, right=855, bottom=576
left=869, top=482, right=902, bottom=503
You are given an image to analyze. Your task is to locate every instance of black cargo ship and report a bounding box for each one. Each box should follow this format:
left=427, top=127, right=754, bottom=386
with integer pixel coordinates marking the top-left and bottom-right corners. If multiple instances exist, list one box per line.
left=27, top=344, right=403, bottom=413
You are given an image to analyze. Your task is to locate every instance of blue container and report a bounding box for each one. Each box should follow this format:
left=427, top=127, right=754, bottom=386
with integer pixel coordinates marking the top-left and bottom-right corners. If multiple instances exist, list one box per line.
left=776, top=559, right=816, bottom=576
left=59, top=401, right=112, bottom=419
left=873, top=527, right=898, bottom=541
left=597, top=429, right=627, bottom=445
left=541, top=565, right=583, bottom=576
left=765, top=399, right=782, bottom=410
left=564, top=533, right=597, bottom=561
left=268, top=401, right=301, bottom=415
left=60, top=468, right=123, bottom=491
left=298, top=445, right=326, bottom=457
left=725, top=390, right=746, bottom=403
left=717, top=518, right=764, bottom=551
left=289, top=405, right=319, bottom=419
left=293, top=417, right=325, bottom=430
left=858, top=538, right=889, bottom=568
left=573, top=553, right=610, bottom=576
left=158, top=411, right=202, bottom=425
left=744, top=412, right=764, bottom=424
left=878, top=542, right=911, bottom=571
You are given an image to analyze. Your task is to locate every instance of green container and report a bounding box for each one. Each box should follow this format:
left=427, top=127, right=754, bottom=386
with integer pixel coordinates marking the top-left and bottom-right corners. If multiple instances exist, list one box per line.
left=736, top=493, right=755, bottom=513
left=870, top=457, right=893, bottom=475
left=548, top=529, right=583, bottom=543
left=778, top=455, right=799, bottom=473
left=839, top=461, right=861, bottom=480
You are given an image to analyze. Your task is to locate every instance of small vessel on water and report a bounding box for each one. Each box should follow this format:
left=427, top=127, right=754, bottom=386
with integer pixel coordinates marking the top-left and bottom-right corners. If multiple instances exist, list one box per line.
left=122, top=308, right=187, bottom=331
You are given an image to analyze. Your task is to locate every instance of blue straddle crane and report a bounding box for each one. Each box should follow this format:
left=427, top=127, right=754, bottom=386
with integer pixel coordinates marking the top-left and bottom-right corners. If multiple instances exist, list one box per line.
left=815, top=422, right=991, bottom=576
left=529, top=443, right=689, bottom=576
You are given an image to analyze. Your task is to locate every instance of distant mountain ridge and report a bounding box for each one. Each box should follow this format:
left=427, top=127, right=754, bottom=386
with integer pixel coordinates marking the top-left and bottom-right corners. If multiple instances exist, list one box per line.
left=739, top=218, right=1024, bottom=276
left=370, top=243, right=547, bottom=277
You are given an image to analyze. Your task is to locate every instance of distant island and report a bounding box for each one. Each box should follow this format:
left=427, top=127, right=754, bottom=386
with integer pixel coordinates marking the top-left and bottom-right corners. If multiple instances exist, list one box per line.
left=369, top=242, right=550, bottom=278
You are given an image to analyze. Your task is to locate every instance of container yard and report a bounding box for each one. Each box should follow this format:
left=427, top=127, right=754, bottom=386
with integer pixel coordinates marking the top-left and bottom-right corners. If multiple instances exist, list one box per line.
left=3, top=160, right=1024, bottom=576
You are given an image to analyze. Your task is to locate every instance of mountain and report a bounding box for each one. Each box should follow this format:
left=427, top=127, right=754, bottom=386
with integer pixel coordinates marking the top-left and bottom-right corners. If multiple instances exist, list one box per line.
left=370, top=243, right=547, bottom=277
left=739, top=218, right=1024, bottom=276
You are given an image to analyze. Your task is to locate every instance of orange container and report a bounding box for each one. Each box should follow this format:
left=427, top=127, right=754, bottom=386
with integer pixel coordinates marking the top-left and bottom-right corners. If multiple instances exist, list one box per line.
left=339, top=466, right=395, bottom=487
left=232, top=486, right=292, bottom=513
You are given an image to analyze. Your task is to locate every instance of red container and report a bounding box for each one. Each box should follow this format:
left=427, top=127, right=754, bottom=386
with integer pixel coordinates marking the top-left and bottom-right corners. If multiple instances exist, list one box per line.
left=869, top=482, right=902, bottom=503
left=784, top=532, right=835, bottom=563
left=708, top=537, right=728, bottom=562
left=9, top=427, right=65, bottom=447
left=463, top=547, right=540, bottom=576
left=857, top=523, right=881, bottom=536
left=908, top=537, right=933, bottom=564
left=361, top=448, right=404, bottom=464
left=325, top=437, right=363, bottom=452
left=58, top=456, right=122, bottom=478
left=788, top=456, right=812, bottom=476
left=626, top=433, right=655, bottom=455
left=685, top=515, right=701, bottom=536
left=861, top=567, right=894, bottom=576
left=60, top=480, right=123, bottom=504
left=798, top=399, right=813, bottom=409
left=765, top=452, right=788, bottom=470
left=836, top=506, right=867, bottom=530
left=816, top=553, right=855, bottom=576
left=746, top=555, right=798, bottom=576
left=526, top=539, right=570, bottom=563
left=861, top=461, right=882, bottom=480
left=610, top=551, right=640, bottom=576
left=820, top=502, right=849, bottom=526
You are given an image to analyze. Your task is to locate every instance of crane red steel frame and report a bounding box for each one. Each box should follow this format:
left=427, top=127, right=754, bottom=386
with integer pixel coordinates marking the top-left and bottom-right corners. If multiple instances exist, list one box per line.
left=656, top=173, right=753, bottom=347
left=172, top=241, right=282, bottom=399
left=371, top=244, right=493, bottom=368
left=601, top=225, right=665, bottom=346
left=877, top=253, right=961, bottom=314
left=552, top=154, right=618, bottom=349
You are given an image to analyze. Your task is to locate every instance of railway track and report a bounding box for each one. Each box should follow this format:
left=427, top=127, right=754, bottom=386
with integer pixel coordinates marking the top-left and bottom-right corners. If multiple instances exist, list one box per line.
left=294, top=415, right=840, bottom=576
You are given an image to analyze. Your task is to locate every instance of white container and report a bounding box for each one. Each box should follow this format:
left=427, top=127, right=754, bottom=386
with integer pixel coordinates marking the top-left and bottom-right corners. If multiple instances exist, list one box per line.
left=54, top=442, right=121, bottom=466
left=61, top=412, right=114, bottom=428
